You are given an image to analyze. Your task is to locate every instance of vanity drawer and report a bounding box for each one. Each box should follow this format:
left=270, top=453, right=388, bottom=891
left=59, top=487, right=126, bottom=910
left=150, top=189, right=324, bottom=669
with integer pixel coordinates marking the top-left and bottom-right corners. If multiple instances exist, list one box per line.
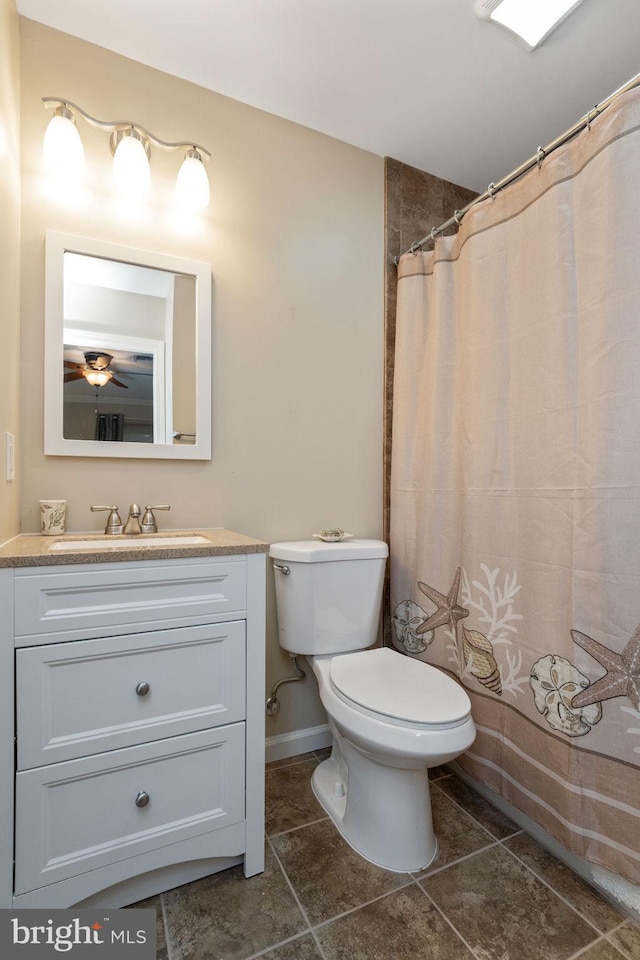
left=14, top=557, right=247, bottom=644
left=16, top=621, right=246, bottom=769
left=14, top=724, right=246, bottom=895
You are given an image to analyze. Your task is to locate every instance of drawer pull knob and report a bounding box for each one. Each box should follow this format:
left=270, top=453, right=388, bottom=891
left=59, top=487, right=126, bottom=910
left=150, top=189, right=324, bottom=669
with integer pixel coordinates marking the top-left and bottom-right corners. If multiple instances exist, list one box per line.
left=135, top=791, right=150, bottom=808
left=135, top=682, right=150, bottom=697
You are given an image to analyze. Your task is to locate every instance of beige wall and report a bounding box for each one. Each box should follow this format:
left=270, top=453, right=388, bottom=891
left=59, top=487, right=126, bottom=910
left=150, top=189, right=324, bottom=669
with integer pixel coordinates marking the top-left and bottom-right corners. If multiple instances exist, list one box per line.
left=19, top=19, right=385, bottom=737
left=0, top=0, right=21, bottom=542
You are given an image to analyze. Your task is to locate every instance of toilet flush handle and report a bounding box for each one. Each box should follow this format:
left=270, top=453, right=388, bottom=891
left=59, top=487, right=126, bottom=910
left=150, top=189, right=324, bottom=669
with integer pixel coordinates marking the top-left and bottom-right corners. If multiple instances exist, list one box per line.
left=273, top=563, right=290, bottom=575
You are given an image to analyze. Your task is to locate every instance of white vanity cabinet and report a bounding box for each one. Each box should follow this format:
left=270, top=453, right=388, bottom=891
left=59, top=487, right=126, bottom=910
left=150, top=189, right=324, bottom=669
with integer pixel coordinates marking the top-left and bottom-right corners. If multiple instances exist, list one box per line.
left=0, top=544, right=266, bottom=909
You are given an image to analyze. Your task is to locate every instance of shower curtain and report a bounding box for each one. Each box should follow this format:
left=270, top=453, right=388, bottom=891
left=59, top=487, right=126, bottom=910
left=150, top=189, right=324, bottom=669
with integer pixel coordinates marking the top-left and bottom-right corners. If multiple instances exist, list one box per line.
left=390, top=87, right=640, bottom=883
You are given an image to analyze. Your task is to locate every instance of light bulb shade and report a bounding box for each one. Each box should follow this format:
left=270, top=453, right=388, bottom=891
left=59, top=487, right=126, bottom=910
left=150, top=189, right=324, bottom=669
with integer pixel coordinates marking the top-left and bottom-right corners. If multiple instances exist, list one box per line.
left=112, top=131, right=151, bottom=195
left=176, top=152, right=210, bottom=210
left=83, top=370, right=112, bottom=387
left=43, top=112, right=85, bottom=179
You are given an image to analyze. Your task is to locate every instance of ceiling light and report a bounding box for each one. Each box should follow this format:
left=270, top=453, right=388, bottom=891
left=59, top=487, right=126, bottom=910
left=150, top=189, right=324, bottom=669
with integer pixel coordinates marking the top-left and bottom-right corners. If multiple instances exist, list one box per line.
left=475, top=0, right=586, bottom=50
left=83, top=369, right=112, bottom=388
left=41, top=98, right=211, bottom=210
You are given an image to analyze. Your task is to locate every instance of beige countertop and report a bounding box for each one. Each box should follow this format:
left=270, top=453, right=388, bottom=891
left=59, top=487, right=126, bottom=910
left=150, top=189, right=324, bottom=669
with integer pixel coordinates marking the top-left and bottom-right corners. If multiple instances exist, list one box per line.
left=0, top=529, right=269, bottom=568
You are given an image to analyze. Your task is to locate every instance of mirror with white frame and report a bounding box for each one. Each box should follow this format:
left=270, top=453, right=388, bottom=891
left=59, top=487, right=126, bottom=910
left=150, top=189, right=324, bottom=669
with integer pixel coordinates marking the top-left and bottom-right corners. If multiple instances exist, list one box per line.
left=44, top=232, right=211, bottom=459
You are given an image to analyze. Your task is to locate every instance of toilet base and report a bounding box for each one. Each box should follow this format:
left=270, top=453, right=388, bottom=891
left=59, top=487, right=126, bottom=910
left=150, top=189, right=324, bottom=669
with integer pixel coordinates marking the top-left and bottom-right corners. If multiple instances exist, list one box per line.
left=311, top=741, right=438, bottom=873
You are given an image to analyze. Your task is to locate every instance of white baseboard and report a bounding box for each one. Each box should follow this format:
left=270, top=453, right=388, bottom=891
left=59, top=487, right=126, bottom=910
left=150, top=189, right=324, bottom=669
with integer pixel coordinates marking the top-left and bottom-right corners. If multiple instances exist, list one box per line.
left=265, top=724, right=332, bottom=764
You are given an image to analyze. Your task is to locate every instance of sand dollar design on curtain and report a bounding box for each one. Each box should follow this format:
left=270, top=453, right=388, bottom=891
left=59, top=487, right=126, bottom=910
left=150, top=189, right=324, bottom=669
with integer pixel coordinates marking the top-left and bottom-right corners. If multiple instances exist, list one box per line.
left=392, top=599, right=433, bottom=653
left=390, top=86, right=640, bottom=884
left=529, top=654, right=602, bottom=737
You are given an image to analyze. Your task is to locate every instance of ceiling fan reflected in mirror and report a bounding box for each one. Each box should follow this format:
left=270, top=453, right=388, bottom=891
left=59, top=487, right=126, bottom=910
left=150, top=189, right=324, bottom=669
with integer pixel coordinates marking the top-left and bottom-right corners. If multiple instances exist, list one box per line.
left=64, top=351, right=129, bottom=389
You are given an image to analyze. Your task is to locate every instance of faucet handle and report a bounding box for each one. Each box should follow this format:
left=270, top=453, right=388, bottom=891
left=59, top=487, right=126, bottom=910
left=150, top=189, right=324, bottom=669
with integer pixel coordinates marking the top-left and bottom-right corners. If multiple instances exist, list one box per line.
left=90, top=504, right=124, bottom=535
left=141, top=504, right=171, bottom=534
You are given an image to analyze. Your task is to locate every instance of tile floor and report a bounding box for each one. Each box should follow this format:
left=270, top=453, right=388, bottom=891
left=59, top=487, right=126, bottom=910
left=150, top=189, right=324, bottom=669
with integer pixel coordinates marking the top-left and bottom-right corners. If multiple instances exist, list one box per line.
left=132, top=751, right=640, bottom=960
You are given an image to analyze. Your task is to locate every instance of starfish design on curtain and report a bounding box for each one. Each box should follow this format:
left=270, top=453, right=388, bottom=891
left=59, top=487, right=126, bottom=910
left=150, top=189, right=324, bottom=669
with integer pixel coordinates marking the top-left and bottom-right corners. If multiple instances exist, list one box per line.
left=416, top=567, right=470, bottom=635
left=570, top=624, right=640, bottom=711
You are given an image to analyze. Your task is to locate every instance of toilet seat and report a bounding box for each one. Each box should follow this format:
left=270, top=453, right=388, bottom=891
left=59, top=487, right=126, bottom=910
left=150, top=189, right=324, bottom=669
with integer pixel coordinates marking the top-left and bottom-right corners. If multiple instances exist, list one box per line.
left=329, top=647, right=471, bottom=730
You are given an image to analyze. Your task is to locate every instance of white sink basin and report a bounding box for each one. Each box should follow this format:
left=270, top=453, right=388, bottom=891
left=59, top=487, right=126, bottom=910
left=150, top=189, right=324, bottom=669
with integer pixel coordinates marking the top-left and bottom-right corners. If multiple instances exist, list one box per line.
left=49, top=535, right=211, bottom=551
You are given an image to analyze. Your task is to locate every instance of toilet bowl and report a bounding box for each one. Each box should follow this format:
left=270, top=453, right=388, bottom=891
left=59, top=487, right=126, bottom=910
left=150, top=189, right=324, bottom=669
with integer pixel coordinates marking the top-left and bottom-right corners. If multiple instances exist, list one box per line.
left=310, top=649, right=475, bottom=872
left=269, top=539, right=476, bottom=873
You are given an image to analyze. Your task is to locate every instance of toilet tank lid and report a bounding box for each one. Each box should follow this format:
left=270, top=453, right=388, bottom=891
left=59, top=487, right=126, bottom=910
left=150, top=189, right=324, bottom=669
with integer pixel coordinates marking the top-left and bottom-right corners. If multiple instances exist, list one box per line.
left=269, top=539, right=388, bottom=562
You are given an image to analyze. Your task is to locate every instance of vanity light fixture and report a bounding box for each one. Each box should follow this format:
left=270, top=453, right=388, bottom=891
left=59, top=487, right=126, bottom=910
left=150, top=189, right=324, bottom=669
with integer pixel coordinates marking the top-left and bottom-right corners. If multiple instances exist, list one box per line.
left=42, top=98, right=211, bottom=210
left=475, top=0, right=586, bottom=50
left=176, top=148, right=211, bottom=211
left=42, top=104, right=85, bottom=180
left=112, top=127, right=151, bottom=196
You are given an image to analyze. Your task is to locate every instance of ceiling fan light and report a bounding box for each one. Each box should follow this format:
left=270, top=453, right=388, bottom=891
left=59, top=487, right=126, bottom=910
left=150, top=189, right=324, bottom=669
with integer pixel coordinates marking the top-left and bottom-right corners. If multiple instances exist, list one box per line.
left=43, top=107, right=85, bottom=179
left=112, top=129, right=151, bottom=195
left=84, top=351, right=113, bottom=371
left=176, top=150, right=210, bottom=210
left=83, top=369, right=112, bottom=387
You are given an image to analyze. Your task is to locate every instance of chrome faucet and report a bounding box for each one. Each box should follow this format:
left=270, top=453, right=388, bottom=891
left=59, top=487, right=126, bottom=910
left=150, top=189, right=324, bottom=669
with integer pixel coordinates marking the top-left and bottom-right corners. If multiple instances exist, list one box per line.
left=123, top=503, right=143, bottom=535
left=95, top=502, right=170, bottom=536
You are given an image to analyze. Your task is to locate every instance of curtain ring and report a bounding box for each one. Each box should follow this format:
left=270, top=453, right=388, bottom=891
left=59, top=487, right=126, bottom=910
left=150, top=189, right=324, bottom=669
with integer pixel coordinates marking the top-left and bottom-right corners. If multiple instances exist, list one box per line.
left=453, top=209, right=462, bottom=225
left=536, top=146, right=546, bottom=169
left=430, top=226, right=440, bottom=242
left=409, top=241, right=420, bottom=255
left=586, top=105, right=598, bottom=131
left=487, top=182, right=497, bottom=199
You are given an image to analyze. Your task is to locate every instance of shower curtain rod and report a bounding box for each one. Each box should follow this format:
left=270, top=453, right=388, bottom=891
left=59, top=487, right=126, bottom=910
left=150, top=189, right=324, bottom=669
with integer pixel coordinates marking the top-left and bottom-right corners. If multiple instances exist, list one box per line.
left=395, top=70, right=640, bottom=264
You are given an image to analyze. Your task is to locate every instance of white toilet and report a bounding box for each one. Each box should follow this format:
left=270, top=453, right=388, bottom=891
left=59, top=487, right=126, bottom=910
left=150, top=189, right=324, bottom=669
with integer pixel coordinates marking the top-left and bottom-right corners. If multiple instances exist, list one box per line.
left=269, top=539, right=476, bottom=873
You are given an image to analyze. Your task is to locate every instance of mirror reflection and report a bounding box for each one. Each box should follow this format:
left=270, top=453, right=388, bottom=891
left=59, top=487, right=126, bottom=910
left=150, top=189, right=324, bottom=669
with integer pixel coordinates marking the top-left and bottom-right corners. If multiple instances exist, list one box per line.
left=62, top=253, right=196, bottom=445
left=44, top=231, right=211, bottom=461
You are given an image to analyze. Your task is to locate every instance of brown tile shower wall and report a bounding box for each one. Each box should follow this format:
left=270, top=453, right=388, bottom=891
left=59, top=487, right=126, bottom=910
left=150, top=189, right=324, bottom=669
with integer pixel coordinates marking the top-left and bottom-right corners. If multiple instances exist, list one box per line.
left=383, top=158, right=476, bottom=645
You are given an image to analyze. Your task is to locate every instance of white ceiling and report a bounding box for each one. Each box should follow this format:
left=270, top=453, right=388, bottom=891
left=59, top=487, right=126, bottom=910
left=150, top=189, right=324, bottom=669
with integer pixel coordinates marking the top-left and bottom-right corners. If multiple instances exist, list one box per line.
left=16, top=0, right=640, bottom=192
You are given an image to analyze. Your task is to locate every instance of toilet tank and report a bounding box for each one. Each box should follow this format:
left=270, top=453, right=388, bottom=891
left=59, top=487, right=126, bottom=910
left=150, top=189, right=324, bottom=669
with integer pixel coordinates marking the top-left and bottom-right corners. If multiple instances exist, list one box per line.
left=269, top=540, right=389, bottom=655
